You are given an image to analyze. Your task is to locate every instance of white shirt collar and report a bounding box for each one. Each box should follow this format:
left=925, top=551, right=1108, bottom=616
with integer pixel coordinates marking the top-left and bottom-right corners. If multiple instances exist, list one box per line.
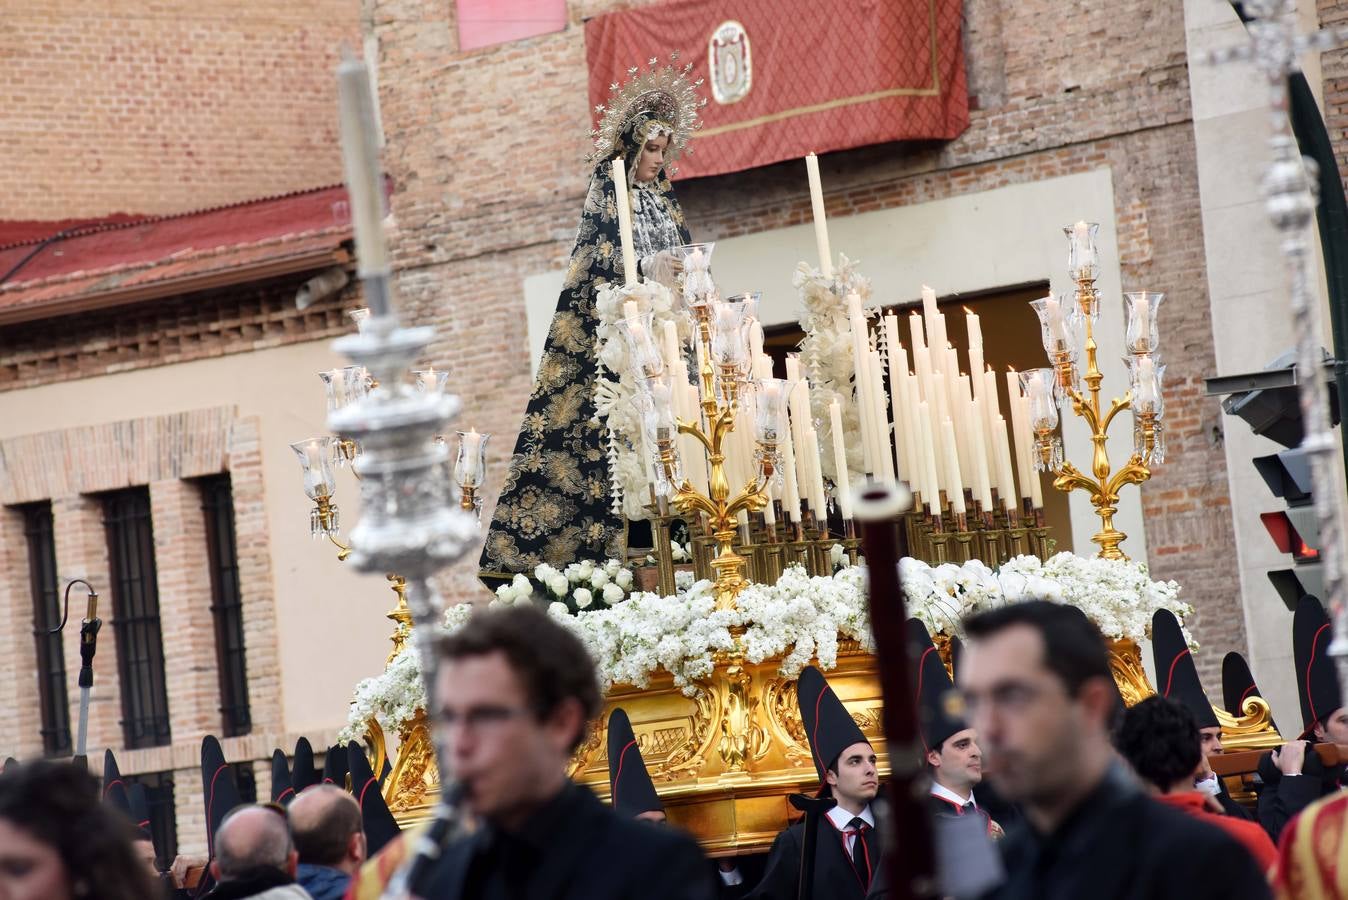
left=930, top=781, right=976, bottom=808
left=825, top=803, right=875, bottom=831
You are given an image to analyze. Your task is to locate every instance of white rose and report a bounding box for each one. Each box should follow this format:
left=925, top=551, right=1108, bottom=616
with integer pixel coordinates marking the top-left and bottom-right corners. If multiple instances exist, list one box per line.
left=511, top=574, right=533, bottom=596
left=548, top=574, right=570, bottom=597
left=574, top=588, right=594, bottom=608
left=590, top=570, right=611, bottom=589
left=615, top=569, right=634, bottom=590
left=579, top=560, right=596, bottom=578
left=604, top=559, right=622, bottom=576
left=495, top=584, right=515, bottom=601
left=535, top=563, right=558, bottom=582
left=603, top=583, right=624, bottom=604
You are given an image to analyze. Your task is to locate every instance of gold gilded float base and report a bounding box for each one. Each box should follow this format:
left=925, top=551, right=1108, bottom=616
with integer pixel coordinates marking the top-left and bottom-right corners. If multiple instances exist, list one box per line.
left=370, top=636, right=1282, bottom=845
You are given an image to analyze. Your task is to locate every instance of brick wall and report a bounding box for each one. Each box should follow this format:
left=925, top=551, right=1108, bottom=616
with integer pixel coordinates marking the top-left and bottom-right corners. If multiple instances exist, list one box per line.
left=0, top=270, right=360, bottom=393
left=1321, top=1, right=1348, bottom=197
left=368, top=0, right=1241, bottom=684
left=0, top=407, right=326, bottom=855
left=1, top=0, right=359, bottom=218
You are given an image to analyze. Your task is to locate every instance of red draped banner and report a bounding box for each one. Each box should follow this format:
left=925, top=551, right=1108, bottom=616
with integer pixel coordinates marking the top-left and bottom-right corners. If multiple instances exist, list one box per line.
left=585, top=0, right=969, bottom=180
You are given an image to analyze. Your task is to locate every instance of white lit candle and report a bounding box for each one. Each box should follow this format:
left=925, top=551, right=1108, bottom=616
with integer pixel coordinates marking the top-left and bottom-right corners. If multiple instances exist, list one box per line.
left=965, top=307, right=983, bottom=351
left=994, top=415, right=1018, bottom=512
left=829, top=399, right=853, bottom=519
left=942, top=418, right=966, bottom=515
left=884, top=314, right=910, bottom=480
left=1073, top=220, right=1096, bottom=270
left=846, top=293, right=876, bottom=475
left=805, top=426, right=828, bottom=517
left=870, top=349, right=894, bottom=481
left=968, top=393, right=993, bottom=511
left=661, top=320, right=680, bottom=372
left=805, top=153, right=833, bottom=278
left=612, top=158, right=638, bottom=287
left=337, top=54, right=389, bottom=285
left=780, top=422, right=802, bottom=522
left=1136, top=356, right=1157, bottom=405
left=918, top=402, right=940, bottom=512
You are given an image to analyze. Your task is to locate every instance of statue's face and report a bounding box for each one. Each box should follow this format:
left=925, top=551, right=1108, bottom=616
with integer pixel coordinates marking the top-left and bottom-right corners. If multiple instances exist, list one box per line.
left=634, top=134, right=670, bottom=184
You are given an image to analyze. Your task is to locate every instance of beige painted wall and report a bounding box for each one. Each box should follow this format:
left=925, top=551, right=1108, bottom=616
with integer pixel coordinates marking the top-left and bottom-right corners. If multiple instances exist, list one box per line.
left=0, top=339, right=394, bottom=737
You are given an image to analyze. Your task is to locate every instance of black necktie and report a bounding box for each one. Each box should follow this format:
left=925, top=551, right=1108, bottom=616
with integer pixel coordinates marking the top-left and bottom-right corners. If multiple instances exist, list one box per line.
left=962, top=801, right=975, bottom=814
left=848, top=817, right=871, bottom=884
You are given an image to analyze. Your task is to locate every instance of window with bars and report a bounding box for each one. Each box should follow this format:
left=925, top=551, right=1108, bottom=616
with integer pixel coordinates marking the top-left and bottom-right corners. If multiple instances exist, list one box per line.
left=101, top=489, right=171, bottom=749
left=18, top=502, right=71, bottom=757
left=199, top=475, right=251, bottom=737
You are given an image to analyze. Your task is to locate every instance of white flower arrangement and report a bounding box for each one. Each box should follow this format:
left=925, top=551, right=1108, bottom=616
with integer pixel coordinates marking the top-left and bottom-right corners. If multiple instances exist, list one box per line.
left=591, top=279, right=689, bottom=521
left=900, top=552, right=1192, bottom=645
left=498, top=558, right=638, bottom=611
left=793, top=254, right=874, bottom=487
left=341, top=552, right=1189, bottom=741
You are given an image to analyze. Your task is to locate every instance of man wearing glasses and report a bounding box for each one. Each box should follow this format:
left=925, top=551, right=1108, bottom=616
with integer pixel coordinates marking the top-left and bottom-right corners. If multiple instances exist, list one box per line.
left=957, top=601, right=1269, bottom=900
left=416, top=604, right=717, bottom=899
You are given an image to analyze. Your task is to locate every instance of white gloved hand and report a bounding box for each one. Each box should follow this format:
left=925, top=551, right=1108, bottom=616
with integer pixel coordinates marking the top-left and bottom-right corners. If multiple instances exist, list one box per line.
left=639, top=250, right=683, bottom=287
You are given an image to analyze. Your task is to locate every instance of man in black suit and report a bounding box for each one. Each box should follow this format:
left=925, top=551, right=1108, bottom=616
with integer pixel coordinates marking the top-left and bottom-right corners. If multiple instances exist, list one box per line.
left=749, top=666, right=881, bottom=900
left=958, top=601, right=1270, bottom=900
left=414, top=604, right=716, bottom=900
left=909, top=619, right=1001, bottom=837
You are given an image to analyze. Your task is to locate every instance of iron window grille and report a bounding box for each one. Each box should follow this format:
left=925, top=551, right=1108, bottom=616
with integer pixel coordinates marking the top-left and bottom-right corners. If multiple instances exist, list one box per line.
left=198, top=475, right=251, bottom=737
left=19, top=502, right=71, bottom=757
left=101, top=488, right=171, bottom=749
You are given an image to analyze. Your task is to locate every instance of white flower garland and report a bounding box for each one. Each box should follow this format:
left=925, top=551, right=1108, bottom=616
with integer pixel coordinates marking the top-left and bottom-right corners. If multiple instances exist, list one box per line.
left=793, top=254, right=873, bottom=486
left=340, top=552, right=1190, bottom=741
left=592, top=279, right=689, bottom=521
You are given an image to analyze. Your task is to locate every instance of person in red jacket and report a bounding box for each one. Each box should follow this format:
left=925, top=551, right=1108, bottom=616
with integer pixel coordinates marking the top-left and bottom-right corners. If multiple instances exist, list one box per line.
left=1116, top=695, right=1276, bottom=875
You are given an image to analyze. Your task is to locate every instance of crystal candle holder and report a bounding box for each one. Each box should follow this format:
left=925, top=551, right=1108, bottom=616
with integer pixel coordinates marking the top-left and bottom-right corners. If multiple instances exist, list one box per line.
left=1065, top=221, right=1100, bottom=283
left=291, top=437, right=340, bottom=536
left=709, top=299, right=751, bottom=388
left=1020, top=368, right=1062, bottom=471
left=640, top=382, right=683, bottom=497
left=672, top=242, right=717, bottom=310
left=616, top=312, right=665, bottom=381
left=413, top=367, right=450, bottom=394
left=723, top=291, right=761, bottom=325
left=1124, top=291, right=1164, bottom=355
left=453, top=430, right=490, bottom=489
left=348, top=307, right=371, bottom=333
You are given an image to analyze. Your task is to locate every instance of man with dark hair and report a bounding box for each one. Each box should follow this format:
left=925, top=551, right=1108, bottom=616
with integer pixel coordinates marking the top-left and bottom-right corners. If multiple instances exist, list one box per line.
left=288, top=785, right=365, bottom=900
left=410, top=604, right=715, bottom=899
left=1117, top=697, right=1276, bottom=873
left=958, top=601, right=1270, bottom=899
left=749, top=666, right=882, bottom=900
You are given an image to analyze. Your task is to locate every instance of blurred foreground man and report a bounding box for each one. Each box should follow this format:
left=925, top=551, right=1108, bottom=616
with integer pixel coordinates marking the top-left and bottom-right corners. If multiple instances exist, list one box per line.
left=958, top=601, right=1270, bottom=900
left=413, top=604, right=715, bottom=899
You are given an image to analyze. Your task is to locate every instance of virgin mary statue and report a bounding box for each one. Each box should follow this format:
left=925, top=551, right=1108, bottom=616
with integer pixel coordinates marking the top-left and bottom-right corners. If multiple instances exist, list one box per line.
left=480, top=57, right=705, bottom=587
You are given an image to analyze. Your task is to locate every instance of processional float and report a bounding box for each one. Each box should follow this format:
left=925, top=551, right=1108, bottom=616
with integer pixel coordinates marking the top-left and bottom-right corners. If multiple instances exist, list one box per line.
left=291, top=55, right=1284, bottom=860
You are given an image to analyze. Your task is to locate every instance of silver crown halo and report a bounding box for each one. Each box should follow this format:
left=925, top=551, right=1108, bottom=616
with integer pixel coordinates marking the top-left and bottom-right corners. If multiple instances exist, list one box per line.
left=589, top=52, right=708, bottom=170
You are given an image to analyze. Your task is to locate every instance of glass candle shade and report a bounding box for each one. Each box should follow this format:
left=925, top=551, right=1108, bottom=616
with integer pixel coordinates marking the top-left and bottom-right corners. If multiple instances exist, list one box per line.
left=723, top=291, right=761, bottom=325
left=1064, top=221, right=1100, bottom=282
left=348, top=307, right=371, bottom=333
left=1019, top=369, right=1061, bottom=433
left=291, top=437, right=338, bottom=501
left=454, top=430, right=490, bottom=489
left=751, top=377, right=794, bottom=446
left=709, top=300, right=751, bottom=374
left=1124, top=292, right=1164, bottom=355
left=639, top=383, right=683, bottom=496
left=1028, top=294, right=1081, bottom=361
left=319, top=369, right=346, bottom=413
left=1125, top=354, right=1165, bottom=418
left=413, top=367, right=449, bottom=393
left=672, top=242, right=717, bottom=310
left=616, top=312, right=665, bottom=380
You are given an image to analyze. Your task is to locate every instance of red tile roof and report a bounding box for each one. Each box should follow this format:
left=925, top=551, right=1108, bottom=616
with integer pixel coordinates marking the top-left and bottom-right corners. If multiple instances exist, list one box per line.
left=0, top=185, right=354, bottom=325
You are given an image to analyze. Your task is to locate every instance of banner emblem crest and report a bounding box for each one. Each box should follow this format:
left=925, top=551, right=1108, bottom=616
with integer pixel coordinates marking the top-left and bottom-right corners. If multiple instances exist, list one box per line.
left=709, top=20, right=751, bottom=105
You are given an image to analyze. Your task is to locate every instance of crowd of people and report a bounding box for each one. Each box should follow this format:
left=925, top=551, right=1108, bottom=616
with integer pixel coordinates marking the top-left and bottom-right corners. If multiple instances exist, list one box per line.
left=4, top=597, right=1348, bottom=899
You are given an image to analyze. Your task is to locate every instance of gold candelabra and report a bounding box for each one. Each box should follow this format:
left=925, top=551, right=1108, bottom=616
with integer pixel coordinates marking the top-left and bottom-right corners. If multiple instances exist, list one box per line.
left=1029, top=224, right=1166, bottom=561
left=657, top=325, right=771, bottom=611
